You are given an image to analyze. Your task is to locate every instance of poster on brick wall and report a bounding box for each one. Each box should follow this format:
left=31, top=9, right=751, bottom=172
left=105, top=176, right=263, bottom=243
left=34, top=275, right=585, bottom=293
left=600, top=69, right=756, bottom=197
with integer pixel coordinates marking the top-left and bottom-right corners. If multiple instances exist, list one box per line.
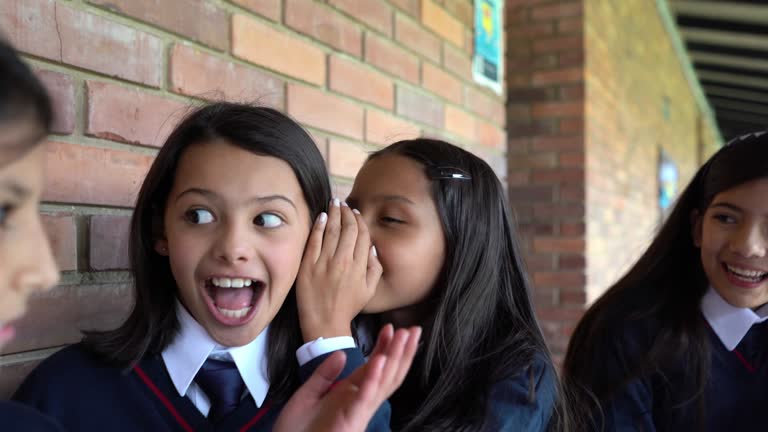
left=473, top=0, right=504, bottom=95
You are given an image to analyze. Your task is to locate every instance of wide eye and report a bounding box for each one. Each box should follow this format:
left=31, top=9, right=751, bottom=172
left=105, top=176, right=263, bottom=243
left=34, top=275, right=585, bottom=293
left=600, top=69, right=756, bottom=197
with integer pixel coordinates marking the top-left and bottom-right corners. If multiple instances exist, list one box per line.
left=255, top=213, right=283, bottom=228
left=184, top=208, right=215, bottom=224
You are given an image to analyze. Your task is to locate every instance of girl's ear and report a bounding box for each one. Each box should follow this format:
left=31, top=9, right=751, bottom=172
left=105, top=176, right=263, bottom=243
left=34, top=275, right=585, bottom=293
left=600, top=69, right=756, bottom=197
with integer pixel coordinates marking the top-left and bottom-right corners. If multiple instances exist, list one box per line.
left=155, top=238, right=169, bottom=256
left=690, top=209, right=703, bottom=248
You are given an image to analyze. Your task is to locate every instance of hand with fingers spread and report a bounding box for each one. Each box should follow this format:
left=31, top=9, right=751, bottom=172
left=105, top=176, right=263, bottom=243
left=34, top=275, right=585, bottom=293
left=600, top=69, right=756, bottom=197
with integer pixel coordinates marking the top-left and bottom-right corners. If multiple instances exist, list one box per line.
left=274, top=324, right=421, bottom=432
left=297, top=198, right=383, bottom=341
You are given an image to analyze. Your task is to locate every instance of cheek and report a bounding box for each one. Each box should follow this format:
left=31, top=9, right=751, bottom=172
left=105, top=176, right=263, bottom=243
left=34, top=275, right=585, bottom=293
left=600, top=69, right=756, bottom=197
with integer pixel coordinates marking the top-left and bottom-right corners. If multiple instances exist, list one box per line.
left=264, top=232, right=309, bottom=284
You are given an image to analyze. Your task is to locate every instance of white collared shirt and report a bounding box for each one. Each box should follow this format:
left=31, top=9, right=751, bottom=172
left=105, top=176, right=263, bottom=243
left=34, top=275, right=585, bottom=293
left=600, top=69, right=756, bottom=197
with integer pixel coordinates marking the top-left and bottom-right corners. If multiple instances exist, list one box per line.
left=162, top=301, right=355, bottom=417
left=701, top=286, right=768, bottom=351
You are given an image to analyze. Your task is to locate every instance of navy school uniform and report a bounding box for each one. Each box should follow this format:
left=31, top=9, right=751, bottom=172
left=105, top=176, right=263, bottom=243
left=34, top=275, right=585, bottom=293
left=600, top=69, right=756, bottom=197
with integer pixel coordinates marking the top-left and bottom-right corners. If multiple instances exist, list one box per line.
left=0, top=401, right=65, bottom=432
left=596, top=287, right=768, bottom=431
left=12, top=343, right=387, bottom=432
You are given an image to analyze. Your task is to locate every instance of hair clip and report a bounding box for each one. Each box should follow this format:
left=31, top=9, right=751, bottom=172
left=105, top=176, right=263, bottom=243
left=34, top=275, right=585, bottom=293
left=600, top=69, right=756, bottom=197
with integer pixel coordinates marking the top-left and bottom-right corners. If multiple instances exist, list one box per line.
left=426, top=166, right=472, bottom=180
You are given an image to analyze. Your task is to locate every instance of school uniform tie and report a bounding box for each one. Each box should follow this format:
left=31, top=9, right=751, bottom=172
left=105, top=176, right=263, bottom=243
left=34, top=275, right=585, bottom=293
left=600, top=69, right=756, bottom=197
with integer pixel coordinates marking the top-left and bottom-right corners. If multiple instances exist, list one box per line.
left=195, top=358, right=246, bottom=422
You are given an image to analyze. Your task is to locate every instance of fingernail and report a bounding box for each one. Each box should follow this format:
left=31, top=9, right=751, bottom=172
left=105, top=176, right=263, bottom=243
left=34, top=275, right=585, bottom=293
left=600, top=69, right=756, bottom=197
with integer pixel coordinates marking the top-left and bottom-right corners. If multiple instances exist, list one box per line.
left=318, top=212, right=328, bottom=224
left=353, top=208, right=361, bottom=215
left=342, top=201, right=349, bottom=207
left=333, top=198, right=340, bottom=207
left=371, top=245, right=378, bottom=257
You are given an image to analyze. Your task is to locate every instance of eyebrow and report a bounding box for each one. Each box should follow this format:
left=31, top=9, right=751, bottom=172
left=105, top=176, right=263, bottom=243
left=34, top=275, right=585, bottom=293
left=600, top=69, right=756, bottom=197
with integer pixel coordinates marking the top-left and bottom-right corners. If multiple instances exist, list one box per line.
left=0, top=181, right=30, bottom=199
left=348, top=194, right=416, bottom=205
left=175, top=187, right=297, bottom=209
left=710, top=202, right=743, bottom=213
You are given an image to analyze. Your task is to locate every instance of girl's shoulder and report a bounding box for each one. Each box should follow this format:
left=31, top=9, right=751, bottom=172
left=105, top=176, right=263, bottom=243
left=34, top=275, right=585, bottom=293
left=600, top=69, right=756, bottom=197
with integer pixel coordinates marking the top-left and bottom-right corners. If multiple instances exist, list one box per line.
left=0, top=401, right=64, bottom=432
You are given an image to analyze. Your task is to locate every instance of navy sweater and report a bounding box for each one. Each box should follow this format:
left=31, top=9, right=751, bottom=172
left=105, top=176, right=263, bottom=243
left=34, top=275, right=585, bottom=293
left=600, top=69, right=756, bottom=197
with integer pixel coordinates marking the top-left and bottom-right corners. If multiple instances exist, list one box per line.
left=12, top=343, right=389, bottom=431
left=0, top=401, right=64, bottom=432
left=596, top=318, right=768, bottom=431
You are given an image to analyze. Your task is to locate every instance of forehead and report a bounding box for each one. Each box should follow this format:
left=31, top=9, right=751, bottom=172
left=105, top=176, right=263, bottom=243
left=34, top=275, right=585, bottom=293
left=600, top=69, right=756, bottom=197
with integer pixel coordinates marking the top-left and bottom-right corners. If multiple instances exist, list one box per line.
left=0, top=144, right=45, bottom=192
left=710, top=178, right=768, bottom=214
left=0, top=118, right=44, bottom=167
left=351, top=154, right=432, bottom=199
left=173, top=140, right=305, bottom=201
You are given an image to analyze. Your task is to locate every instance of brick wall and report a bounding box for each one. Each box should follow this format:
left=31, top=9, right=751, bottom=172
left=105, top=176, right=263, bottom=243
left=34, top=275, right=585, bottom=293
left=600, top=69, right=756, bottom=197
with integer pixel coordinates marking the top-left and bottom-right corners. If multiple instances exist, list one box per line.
left=505, top=0, right=721, bottom=363
left=0, top=0, right=506, bottom=397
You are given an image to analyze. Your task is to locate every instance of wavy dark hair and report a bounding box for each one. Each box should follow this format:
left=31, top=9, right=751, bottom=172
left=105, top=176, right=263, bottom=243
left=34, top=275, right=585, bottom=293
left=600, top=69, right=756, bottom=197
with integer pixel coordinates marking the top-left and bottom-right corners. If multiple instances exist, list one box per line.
left=0, top=37, right=52, bottom=164
left=83, top=102, right=331, bottom=403
left=563, top=131, right=768, bottom=430
left=356, top=138, right=570, bottom=431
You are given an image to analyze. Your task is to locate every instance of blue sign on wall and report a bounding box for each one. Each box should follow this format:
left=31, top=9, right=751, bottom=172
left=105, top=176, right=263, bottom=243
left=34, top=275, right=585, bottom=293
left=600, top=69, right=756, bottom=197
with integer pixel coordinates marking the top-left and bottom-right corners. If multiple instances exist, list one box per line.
left=473, top=0, right=504, bottom=94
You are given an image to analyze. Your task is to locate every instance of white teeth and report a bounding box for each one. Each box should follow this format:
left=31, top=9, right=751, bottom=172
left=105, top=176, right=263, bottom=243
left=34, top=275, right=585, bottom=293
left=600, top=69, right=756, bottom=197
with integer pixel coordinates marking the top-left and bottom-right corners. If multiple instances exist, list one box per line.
left=216, top=306, right=252, bottom=318
left=211, top=277, right=256, bottom=289
left=726, top=265, right=767, bottom=279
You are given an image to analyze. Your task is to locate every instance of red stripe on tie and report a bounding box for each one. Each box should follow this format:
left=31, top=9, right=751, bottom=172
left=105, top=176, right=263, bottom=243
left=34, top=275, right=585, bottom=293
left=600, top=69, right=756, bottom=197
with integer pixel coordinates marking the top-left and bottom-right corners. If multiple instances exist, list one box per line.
left=134, top=365, right=195, bottom=432
left=239, top=401, right=273, bottom=432
left=733, top=349, right=756, bottom=373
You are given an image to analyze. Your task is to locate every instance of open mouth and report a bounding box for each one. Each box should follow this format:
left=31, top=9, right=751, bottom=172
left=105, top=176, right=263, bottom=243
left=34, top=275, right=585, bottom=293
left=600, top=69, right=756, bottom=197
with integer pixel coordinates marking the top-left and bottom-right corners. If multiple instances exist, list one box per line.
left=723, top=263, right=768, bottom=286
left=202, top=277, right=265, bottom=325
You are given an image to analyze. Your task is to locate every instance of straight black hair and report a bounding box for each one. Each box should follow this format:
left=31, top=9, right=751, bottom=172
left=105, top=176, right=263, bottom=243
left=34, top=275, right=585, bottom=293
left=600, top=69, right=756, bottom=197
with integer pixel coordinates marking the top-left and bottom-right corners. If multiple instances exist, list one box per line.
left=0, top=37, right=52, bottom=163
left=563, top=131, right=768, bottom=430
left=83, top=102, right=332, bottom=403
left=359, top=138, right=570, bottom=431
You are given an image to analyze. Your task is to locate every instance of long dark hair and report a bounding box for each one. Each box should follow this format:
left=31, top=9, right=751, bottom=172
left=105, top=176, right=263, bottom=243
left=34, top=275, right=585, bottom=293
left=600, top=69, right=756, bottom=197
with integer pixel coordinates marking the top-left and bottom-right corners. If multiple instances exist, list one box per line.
left=359, top=139, right=567, bottom=431
left=0, top=37, right=52, bottom=163
left=83, top=102, right=332, bottom=403
left=563, top=131, right=768, bottom=430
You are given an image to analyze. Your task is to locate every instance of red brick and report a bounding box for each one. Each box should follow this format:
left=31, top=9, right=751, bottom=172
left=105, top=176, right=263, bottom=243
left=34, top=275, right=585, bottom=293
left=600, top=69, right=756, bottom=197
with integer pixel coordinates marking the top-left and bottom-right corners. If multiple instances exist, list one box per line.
left=365, top=110, right=421, bottom=146
left=532, top=2, right=582, bottom=20
left=524, top=253, right=556, bottom=272
left=559, top=50, right=585, bottom=67
left=35, top=70, right=75, bottom=135
left=395, top=14, right=441, bottom=63
left=559, top=254, right=585, bottom=269
left=536, top=307, right=585, bottom=323
left=87, top=81, right=188, bottom=148
left=560, top=85, right=584, bottom=101
left=288, top=84, right=364, bottom=140
left=533, top=203, right=584, bottom=219
left=465, top=86, right=505, bottom=125
left=231, top=0, right=280, bottom=21
left=444, top=106, right=476, bottom=141
left=422, top=0, right=464, bottom=48
left=475, top=119, right=505, bottom=150
left=390, top=0, right=420, bottom=17
left=396, top=86, right=445, bottom=129
left=365, top=34, right=420, bottom=84
left=559, top=117, right=584, bottom=133
left=559, top=152, right=584, bottom=167
left=532, top=101, right=582, bottom=118
left=170, top=45, right=285, bottom=108
left=285, top=0, right=362, bottom=58
left=328, top=139, right=369, bottom=178
left=508, top=186, right=555, bottom=202
left=332, top=181, right=354, bottom=201
left=560, top=289, right=587, bottom=306
left=560, top=222, right=585, bottom=236
left=533, top=35, right=582, bottom=54
left=232, top=14, right=326, bottom=86
left=533, top=271, right=585, bottom=289
left=507, top=118, right=558, bottom=136
left=0, top=284, right=131, bottom=354
left=1, top=1, right=163, bottom=86
left=88, top=0, right=228, bottom=50
left=531, top=136, right=583, bottom=152
left=443, top=43, right=472, bottom=81
left=422, top=63, right=462, bottom=104
left=329, top=0, right=393, bottom=36
left=43, top=141, right=153, bottom=207
left=508, top=152, right=557, bottom=170
left=508, top=22, right=555, bottom=39
left=444, top=0, right=473, bottom=27
left=507, top=87, right=556, bottom=103
left=558, top=16, right=583, bottom=34
left=472, top=146, right=506, bottom=179
left=532, top=168, right=584, bottom=185
left=532, top=68, right=583, bottom=86
left=330, top=56, right=394, bottom=110
left=90, top=215, right=131, bottom=270
left=41, top=213, right=77, bottom=271
left=533, top=236, right=584, bottom=254
left=560, top=185, right=584, bottom=202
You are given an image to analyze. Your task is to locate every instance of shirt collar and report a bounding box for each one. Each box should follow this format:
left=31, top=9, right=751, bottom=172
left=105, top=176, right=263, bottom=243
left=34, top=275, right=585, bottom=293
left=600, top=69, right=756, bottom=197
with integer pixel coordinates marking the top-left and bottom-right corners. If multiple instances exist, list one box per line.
left=701, top=286, right=768, bottom=351
left=161, top=301, right=271, bottom=407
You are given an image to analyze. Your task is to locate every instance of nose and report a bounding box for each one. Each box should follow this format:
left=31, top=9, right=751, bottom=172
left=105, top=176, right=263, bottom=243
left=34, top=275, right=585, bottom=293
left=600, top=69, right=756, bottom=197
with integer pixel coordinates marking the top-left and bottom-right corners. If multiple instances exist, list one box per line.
left=213, top=219, right=256, bottom=264
left=731, top=222, right=767, bottom=259
left=16, top=214, right=61, bottom=295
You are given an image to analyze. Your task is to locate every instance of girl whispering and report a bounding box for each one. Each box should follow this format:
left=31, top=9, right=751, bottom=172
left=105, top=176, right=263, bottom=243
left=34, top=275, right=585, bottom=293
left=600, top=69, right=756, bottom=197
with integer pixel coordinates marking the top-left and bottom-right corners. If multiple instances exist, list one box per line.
left=13, top=102, right=417, bottom=431
left=311, top=138, right=569, bottom=431
left=564, top=131, right=768, bottom=431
